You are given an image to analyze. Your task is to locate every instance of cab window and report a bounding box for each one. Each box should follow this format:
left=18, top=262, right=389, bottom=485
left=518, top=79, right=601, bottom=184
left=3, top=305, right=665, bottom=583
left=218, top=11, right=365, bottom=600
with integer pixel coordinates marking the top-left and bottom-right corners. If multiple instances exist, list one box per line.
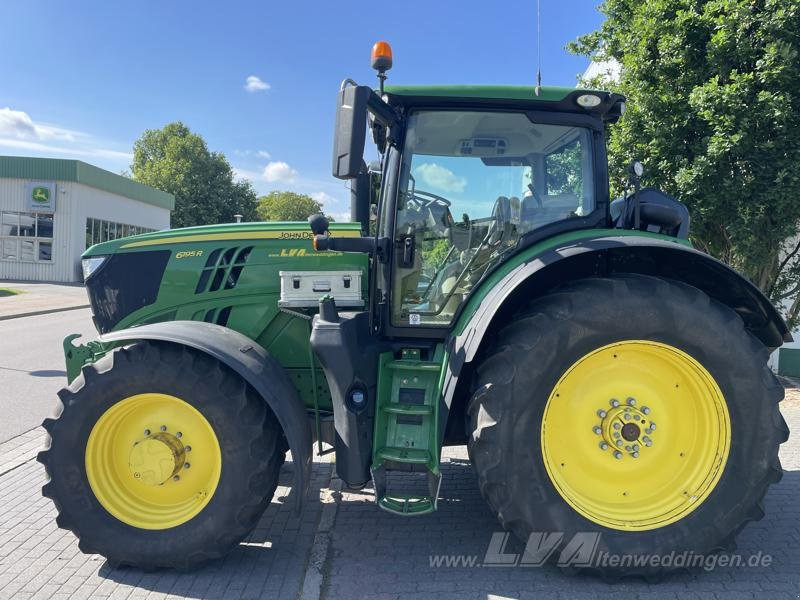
left=392, top=110, right=595, bottom=327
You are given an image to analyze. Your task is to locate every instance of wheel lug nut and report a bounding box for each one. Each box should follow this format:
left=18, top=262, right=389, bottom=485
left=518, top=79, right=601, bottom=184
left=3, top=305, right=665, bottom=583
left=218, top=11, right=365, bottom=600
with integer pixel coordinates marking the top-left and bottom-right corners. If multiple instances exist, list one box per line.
left=643, top=437, right=652, bottom=446
left=599, top=441, right=609, bottom=450
left=144, top=429, right=151, bottom=436
left=176, top=432, right=182, bottom=438
left=613, top=451, right=623, bottom=459
left=642, top=406, right=650, bottom=415
left=613, top=422, right=621, bottom=430
left=597, top=409, right=607, bottom=418
left=632, top=452, right=640, bottom=458
left=649, top=423, right=656, bottom=430
left=627, top=397, right=636, bottom=406
left=185, top=446, right=192, bottom=452
left=645, top=428, right=653, bottom=434
left=610, top=399, right=620, bottom=407
left=184, top=463, right=190, bottom=469
left=593, top=426, right=602, bottom=435
left=160, top=425, right=167, bottom=432
left=624, top=414, right=632, bottom=421
left=614, top=432, right=621, bottom=438
left=633, top=444, right=640, bottom=451
left=173, top=475, right=180, bottom=481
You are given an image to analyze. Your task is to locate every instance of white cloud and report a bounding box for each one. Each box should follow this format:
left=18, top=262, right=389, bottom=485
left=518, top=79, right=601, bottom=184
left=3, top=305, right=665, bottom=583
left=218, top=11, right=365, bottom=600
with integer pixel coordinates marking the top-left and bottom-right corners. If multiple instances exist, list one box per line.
left=256, top=150, right=271, bottom=159
left=0, top=107, right=131, bottom=170
left=0, top=107, right=86, bottom=142
left=244, top=75, right=270, bottom=92
left=0, top=138, right=132, bottom=161
left=310, top=191, right=335, bottom=206
left=263, top=161, right=297, bottom=183
left=414, top=163, right=467, bottom=194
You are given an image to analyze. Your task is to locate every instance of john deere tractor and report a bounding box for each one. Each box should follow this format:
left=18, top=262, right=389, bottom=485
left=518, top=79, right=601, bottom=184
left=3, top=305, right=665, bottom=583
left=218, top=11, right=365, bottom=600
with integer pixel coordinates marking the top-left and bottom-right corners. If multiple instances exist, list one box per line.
left=39, top=42, right=791, bottom=576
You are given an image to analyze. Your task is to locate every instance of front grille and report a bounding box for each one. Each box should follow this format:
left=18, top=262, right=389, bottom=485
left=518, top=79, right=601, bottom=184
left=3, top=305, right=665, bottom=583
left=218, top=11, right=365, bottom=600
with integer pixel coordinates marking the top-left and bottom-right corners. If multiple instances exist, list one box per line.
left=86, top=250, right=171, bottom=333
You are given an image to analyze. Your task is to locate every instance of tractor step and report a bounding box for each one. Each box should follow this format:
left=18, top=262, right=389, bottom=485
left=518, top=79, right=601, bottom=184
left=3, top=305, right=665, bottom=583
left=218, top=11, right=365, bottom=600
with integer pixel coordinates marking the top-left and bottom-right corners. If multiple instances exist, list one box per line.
left=371, top=347, right=444, bottom=516
left=376, top=447, right=431, bottom=464
left=371, top=465, right=442, bottom=516
left=381, top=403, right=433, bottom=416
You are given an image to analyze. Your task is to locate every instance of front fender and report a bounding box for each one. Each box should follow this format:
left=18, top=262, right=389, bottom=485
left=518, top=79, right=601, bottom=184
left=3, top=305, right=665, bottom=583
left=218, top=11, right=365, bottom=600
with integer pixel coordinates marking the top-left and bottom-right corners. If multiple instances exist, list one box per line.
left=95, top=321, right=312, bottom=511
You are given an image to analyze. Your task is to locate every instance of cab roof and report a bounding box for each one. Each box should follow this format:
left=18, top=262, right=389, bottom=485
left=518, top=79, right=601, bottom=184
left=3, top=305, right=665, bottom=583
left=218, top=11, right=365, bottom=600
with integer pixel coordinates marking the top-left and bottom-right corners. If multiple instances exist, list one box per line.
left=384, top=84, right=586, bottom=102
left=383, top=85, right=625, bottom=121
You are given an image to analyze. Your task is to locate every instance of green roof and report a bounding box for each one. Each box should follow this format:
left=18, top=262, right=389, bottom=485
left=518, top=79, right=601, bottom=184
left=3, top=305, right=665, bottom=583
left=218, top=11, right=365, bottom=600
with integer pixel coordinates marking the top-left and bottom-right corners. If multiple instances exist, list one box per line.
left=384, top=84, right=591, bottom=102
left=0, top=156, right=174, bottom=210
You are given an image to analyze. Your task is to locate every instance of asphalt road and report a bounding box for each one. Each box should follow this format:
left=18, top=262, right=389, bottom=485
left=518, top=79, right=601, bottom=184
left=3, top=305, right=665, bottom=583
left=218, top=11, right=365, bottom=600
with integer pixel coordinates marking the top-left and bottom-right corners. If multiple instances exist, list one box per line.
left=0, top=308, right=96, bottom=443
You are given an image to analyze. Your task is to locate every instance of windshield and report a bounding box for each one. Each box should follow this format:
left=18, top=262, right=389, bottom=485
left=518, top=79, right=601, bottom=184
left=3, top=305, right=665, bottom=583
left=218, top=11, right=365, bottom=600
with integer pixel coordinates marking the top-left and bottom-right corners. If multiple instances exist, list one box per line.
left=392, top=110, right=596, bottom=327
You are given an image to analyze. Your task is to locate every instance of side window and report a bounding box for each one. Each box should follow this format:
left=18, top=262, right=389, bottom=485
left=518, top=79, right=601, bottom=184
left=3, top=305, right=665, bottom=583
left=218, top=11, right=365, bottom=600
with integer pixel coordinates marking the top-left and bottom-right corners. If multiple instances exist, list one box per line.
left=392, top=111, right=596, bottom=328
left=542, top=134, right=594, bottom=218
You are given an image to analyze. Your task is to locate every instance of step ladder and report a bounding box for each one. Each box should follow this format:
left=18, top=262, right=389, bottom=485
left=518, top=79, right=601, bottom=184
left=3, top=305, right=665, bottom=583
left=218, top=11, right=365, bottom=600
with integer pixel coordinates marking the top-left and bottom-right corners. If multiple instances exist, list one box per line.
left=371, top=348, right=443, bottom=516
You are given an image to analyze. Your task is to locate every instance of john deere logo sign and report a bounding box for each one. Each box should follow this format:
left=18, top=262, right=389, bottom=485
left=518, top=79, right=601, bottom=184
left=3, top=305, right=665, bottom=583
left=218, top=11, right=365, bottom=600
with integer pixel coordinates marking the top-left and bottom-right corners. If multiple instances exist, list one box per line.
left=25, top=182, right=56, bottom=213
left=32, top=186, right=50, bottom=204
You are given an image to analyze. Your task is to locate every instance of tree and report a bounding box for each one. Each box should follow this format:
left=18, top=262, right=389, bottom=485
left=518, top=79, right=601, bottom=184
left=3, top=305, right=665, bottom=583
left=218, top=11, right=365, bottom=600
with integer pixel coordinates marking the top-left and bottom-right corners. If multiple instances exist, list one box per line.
left=570, top=0, right=800, bottom=328
left=256, top=191, right=324, bottom=221
left=132, top=122, right=259, bottom=227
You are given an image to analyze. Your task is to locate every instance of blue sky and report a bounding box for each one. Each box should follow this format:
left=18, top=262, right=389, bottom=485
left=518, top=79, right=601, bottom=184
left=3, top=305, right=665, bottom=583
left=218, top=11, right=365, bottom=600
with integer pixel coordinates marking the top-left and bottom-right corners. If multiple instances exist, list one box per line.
left=0, top=0, right=603, bottom=220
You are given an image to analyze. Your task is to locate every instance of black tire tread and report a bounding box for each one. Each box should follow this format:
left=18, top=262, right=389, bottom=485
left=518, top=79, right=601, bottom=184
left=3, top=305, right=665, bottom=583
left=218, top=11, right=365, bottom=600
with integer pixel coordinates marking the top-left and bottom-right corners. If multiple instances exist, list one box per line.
left=38, top=341, right=285, bottom=570
left=467, top=274, right=786, bottom=578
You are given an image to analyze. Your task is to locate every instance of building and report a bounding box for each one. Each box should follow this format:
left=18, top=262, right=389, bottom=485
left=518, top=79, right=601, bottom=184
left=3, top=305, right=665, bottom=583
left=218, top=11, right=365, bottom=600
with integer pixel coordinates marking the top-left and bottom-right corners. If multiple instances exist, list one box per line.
left=0, top=156, right=174, bottom=282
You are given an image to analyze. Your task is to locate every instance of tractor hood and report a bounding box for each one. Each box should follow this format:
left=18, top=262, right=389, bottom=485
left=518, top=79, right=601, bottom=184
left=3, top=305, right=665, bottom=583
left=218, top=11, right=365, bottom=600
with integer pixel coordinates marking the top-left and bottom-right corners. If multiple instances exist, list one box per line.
left=83, top=220, right=362, bottom=258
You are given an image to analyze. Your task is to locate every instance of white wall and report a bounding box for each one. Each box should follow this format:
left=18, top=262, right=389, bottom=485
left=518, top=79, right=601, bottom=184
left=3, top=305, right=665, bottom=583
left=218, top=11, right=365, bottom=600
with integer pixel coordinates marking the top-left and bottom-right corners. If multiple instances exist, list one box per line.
left=0, top=177, right=170, bottom=283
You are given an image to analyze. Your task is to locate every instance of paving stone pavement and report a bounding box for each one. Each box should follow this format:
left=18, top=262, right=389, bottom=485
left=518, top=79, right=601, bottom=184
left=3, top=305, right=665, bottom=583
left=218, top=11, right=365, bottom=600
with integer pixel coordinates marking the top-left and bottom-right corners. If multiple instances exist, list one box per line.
left=1, top=404, right=799, bottom=600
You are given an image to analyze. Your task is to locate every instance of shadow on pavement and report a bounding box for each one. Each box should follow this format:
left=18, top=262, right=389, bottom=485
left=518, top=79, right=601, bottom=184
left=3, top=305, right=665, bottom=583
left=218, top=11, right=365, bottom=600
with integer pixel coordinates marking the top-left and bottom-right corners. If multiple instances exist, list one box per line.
left=28, top=370, right=67, bottom=378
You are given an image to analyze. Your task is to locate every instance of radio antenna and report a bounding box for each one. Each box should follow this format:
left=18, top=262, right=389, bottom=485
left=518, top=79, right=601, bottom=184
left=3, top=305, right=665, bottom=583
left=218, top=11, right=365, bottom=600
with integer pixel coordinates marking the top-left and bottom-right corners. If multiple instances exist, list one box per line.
left=535, top=0, right=542, bottom=96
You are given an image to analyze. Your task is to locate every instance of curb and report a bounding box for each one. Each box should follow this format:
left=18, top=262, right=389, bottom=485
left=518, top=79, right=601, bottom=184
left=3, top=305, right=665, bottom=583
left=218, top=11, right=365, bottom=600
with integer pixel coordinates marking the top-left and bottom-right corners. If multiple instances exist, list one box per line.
left=300, top=462, right=342, bottom=600
left=0, top=304, right=90, bottom=322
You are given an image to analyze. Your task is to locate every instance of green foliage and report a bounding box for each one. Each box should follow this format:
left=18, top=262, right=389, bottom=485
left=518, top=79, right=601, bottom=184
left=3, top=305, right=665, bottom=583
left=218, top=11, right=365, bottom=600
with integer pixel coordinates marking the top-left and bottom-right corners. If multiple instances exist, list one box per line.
left=570, top=0, right=800, bottom=327
left=421, top=238, right=452, bottom=270
left=131, top=122, right=258, bottom=228
left=546, top=141, right=583, bottom=197
left=256, top=191, right=324, bottom=221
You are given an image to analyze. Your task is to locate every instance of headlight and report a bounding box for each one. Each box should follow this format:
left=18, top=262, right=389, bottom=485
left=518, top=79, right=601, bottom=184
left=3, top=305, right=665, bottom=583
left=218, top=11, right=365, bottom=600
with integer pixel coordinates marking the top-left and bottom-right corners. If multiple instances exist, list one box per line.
left=576, top=93, right=602, bottom=108
left=81, top=256, right=108, bottom=280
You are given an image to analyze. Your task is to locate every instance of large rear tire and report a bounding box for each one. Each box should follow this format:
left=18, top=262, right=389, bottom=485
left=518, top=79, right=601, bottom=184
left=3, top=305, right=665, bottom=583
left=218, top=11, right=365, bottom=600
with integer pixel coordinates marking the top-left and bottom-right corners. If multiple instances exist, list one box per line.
left=467, top=275, right=788, bottom=577
left=38, top=341, right=286, bottom=570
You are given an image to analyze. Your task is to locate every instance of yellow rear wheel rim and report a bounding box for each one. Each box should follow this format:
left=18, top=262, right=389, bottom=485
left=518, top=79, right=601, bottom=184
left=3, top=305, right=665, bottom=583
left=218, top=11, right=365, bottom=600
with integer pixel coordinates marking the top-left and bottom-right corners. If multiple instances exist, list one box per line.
left=541, top=341, right=730, bottom=531
left=85, top=393, right=221, bottom=530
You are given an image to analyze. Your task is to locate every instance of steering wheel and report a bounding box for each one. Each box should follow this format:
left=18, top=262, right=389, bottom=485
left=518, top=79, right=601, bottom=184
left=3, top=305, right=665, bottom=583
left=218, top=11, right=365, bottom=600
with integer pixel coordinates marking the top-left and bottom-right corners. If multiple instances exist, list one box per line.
left=406, top=189, right=451, bottom=211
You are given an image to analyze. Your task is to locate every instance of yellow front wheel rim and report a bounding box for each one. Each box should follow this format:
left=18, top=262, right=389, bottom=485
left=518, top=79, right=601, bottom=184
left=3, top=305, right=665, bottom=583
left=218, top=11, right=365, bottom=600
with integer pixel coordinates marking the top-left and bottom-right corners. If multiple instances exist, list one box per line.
left=541, top=341, right=731, bottom=531
left=85, top=393, right=222, bottom=530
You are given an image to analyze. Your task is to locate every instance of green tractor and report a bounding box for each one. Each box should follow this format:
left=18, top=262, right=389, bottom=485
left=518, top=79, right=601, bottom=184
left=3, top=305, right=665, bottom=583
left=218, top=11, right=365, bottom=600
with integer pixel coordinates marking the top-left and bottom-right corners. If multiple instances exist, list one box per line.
left=39, top=42, right=790, bottom=576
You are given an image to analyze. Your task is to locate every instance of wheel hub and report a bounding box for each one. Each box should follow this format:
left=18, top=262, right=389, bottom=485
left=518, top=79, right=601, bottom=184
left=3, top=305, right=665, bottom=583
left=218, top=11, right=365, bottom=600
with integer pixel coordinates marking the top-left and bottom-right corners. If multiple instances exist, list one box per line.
left=596, top=398, right=656, bottom=458
left=129, top=432, right=186, bottom=485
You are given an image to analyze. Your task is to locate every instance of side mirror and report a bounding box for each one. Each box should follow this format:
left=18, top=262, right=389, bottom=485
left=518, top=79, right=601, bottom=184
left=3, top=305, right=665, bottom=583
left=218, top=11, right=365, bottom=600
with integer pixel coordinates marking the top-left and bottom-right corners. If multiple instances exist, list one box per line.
left=332, top=84, right=370, bottom=180
left=332, top=82, right=399, bottom=180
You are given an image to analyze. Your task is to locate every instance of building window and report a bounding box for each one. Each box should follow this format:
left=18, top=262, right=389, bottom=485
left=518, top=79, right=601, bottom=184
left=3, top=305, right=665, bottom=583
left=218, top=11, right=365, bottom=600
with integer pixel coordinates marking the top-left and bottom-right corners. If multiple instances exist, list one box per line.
left=85, top=218, right=156, bottom=248
left=0, top=211, right=54, bottom=262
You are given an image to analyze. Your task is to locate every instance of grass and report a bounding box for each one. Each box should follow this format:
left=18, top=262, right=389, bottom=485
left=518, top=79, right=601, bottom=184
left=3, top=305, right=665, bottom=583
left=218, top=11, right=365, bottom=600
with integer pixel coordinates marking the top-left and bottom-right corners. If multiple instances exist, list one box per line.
left=0, top=288, right=23, bottom=297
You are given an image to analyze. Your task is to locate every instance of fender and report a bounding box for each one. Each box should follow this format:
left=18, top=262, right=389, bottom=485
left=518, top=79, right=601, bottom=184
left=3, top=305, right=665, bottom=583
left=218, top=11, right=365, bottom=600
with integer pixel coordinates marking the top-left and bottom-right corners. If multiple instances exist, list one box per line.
left=97, top=320, right=312, bottom=511
left=441, top=233, right=792, bottom=416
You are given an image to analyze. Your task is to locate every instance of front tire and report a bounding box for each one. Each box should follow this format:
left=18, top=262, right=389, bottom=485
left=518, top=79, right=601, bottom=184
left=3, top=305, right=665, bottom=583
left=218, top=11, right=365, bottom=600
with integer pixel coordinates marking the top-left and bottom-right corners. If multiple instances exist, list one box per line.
left=467, top=275, right=787, bottom=577
left=38, top=341, right=285, bottom=570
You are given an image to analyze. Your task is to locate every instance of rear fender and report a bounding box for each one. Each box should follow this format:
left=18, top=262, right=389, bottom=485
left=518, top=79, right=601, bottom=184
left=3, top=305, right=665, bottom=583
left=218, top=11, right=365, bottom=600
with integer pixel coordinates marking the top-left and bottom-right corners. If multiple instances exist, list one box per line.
left=93, top=321, right=312, bottom=511
left=442, top=235, right=791, bottom=425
